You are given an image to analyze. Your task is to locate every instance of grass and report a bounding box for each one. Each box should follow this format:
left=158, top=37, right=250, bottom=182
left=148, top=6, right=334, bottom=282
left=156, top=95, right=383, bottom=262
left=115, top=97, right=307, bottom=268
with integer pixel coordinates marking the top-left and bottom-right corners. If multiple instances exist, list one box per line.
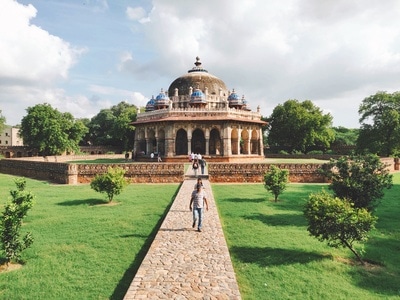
left=212, top=174, right=400, bottom=299
left=0, top=175, right=179, bottom=300
left=0, top=173, right=399, bottom=299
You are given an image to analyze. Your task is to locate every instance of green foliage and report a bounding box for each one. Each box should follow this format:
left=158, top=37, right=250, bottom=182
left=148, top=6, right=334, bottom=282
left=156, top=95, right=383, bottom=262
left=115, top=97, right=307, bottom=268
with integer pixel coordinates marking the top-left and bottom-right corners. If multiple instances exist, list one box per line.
left=0, top=178, right=34, bottom=265
left=263, top=165, right=289, bottom=202
left=90, top=167, right=128, bottom=202
left=267, top=99, right=335, bottom=153
left=357, top=91, right=400, bottom=156
left=323, top=154, right=393, bottom=211
left=19, top=103, right=88, bottom=156
left=0, top=110, right=6, bottom=134
left=87, top=101, right=137, bottom=150
left=331, top=126, right=359, bottom=146
left=304, top=190, right=377, bottom=264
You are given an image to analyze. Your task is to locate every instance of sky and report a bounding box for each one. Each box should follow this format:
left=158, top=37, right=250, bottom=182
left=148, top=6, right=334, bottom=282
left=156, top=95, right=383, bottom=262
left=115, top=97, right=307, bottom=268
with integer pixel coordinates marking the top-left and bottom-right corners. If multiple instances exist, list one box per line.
left=1, top=0, right=400, bottom=128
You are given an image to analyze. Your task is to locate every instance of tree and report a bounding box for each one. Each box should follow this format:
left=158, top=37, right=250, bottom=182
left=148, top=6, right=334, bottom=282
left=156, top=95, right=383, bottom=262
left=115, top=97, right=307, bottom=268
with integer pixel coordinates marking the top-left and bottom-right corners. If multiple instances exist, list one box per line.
left=357, top=91, right=400, bottom=156
left=323, top=154, right=393, bottom=211
left=331, top=127, right=359, bottom=147
left=263, top=165, right=289, bottom=202
left=0, top=178, right=34, bottom=266
left=19, top=103, right=88, bottom=156
left=0, top=110, right=6, bottom=134
left=267, top=100, right=335, bottom=153
left=87, top=101, right=137, bottom=150
left=304, top=191, right=377, bottom=264
left=90, top=167, right=128, bottom=202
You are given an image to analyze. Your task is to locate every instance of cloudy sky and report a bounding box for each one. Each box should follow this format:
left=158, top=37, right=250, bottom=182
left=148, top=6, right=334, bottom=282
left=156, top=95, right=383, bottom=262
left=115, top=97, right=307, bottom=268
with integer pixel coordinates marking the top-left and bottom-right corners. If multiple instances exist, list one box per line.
left=1, top=0, right=400, bottom=128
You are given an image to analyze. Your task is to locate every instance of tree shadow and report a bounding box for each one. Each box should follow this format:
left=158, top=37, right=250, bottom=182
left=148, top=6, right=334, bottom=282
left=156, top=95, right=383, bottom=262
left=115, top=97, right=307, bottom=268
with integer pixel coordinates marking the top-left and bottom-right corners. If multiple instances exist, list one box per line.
left=230, top=245, right=328, bottom=267
left=57, top=198, right=108, bottom=206
left=222, top=197, right=265, bottom=203
left=244, top=212, right=307, bottom=227
left=349, top=235, right=400, bottom=296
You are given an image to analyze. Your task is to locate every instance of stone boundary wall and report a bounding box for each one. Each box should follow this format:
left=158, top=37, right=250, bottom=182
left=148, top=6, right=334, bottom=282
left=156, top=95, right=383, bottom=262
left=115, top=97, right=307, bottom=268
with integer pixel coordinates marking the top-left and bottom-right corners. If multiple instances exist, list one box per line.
left=77, top=163, right=184, bottom=183
left=0, top=159, right=75, bottom=184
left=0, top=159, right=184, bottom=184
left=208, top=163, right=326, bottom=183
left=1, top=158, right=398, bottom=184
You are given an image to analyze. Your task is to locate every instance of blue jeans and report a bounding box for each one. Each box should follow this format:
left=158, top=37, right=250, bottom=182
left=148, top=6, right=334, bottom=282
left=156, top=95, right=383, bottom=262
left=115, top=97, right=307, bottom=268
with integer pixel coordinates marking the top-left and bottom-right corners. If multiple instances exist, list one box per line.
left=193, top=207, right=204, bottom=230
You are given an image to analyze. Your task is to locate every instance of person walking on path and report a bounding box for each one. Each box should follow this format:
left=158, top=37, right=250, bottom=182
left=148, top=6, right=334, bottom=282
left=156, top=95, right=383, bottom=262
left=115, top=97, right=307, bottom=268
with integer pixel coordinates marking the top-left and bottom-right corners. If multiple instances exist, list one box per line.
left=194, top=177, right=205, bottom=190
left=189, top=184, right=209, bottom=232
left=199, top=158, right=206, bottom=175
left=192, top=159, right=199, bottom=176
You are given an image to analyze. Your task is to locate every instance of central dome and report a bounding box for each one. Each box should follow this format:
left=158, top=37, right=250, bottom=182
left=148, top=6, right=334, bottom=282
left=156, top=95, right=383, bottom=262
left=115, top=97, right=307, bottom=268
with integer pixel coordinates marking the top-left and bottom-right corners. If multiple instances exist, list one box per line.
left=168, top=57, right=228, bottom=97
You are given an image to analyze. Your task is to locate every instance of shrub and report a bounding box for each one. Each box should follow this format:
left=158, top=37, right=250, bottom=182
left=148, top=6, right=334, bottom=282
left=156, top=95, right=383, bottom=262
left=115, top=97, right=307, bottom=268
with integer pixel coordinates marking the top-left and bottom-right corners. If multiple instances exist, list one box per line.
left=304, top=190, right=377, bottom=264
left=0, top=178, right=34, bottom=265
left=263, top=165, right=289, bottom=202
left=90, top=167, right=128, bottom=202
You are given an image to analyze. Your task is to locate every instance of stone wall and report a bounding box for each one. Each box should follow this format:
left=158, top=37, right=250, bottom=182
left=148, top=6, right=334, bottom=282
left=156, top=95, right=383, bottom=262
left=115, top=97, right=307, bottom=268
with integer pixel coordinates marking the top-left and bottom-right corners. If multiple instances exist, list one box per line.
left=0, top=159, right=75, bottom=184
left=208, top=163, right=326, bottom=183
left=77, top=163, right=184, bottom=183
left=1, top=157, right=398, bottom=184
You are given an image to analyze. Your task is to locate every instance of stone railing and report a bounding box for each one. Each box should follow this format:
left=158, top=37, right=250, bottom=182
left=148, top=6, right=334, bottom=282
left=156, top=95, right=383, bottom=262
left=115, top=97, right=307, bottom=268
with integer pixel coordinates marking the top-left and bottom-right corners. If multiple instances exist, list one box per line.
left=208, top=163, right=326, bottom=183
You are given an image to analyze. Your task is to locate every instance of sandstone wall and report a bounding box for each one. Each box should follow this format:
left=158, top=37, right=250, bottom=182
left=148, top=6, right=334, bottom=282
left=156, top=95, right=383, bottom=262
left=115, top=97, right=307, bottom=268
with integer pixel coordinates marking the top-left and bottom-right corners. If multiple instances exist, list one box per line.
left=208, top=163, right=326, bottom=183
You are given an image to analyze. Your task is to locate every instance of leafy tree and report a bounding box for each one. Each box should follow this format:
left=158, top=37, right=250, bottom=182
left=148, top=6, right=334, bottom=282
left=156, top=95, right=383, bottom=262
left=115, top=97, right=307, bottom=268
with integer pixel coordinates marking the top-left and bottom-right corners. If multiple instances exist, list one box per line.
left=331, top=127, right=359, bottom=147
left=0, top=110, right=6, bottom=134
left=357, top=91, right=400, bottom=156
left=19, top=103, right=88, bottom=156
left=323, top=154, right=393, bottom=211
left=263, top=165, right=289, bottom=202
left=87, top=101, right=137, bottom=150
left=304, top=190, right=377, bottom=264
left=90, top=167, right=128, bottom=202
left=0, top=178, right=34, bottom=266
left=267, top=100, right=335, bottom=153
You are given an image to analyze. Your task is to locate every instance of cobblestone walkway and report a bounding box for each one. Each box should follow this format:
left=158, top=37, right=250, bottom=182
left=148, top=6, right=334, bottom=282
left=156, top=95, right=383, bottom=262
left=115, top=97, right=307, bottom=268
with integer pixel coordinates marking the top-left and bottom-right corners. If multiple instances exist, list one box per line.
left=123, top=167, right=241, bottom=299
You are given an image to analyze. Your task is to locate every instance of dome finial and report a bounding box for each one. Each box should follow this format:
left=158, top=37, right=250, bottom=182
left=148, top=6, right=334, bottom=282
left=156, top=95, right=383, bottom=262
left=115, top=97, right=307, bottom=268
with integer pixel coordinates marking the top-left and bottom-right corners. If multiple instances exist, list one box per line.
left=195, top=56, right=201, bottom=67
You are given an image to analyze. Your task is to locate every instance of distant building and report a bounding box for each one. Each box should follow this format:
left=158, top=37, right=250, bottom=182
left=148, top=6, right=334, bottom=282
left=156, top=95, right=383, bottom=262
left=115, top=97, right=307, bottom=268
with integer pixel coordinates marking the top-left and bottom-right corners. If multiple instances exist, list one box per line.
left=133, top=57, right=267, bottom=161
left=0, top=126, right=23, bottom=146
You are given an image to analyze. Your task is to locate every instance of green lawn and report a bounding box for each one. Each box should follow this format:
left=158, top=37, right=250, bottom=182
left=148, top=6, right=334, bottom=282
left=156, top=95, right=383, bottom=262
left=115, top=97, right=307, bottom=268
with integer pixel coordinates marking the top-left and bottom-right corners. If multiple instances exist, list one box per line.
left=212, top=174, right=400, bottom=299
left=0, top=173, right=399, bottom=299
left=0, top=175, right=179, bottom=300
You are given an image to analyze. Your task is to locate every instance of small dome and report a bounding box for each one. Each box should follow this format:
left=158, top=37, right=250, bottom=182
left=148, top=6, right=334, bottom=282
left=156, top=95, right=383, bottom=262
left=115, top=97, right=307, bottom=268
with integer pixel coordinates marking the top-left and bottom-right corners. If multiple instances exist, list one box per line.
left=154, top=88, right=170, bottom=108
left=228, top=89, right=243, bottom=106
left=145, top=96, right=156, bottom=112
left=190, top=88, right=206, bottom=104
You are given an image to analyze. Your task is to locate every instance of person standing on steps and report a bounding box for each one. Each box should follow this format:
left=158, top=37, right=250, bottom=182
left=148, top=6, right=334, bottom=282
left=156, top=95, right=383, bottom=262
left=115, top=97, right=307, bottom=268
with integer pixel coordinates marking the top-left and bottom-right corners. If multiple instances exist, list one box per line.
left=194, top=177, right=205, bottom=190
left=189, top=184, right=209, bottom=232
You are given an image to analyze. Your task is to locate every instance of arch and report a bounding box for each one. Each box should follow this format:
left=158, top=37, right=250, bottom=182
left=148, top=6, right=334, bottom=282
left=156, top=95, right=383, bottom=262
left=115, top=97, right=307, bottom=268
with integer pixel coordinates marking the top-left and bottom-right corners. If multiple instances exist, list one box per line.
left=157, top=128, right=165, bottom=155
left=241, top=129, right=250, bottom=154
left=231, top=128, right=239, bottom=155
left=209, top=128, right=222, bottom=155
left=191, top=128, right=205, bottom=155
left=251, top=129, right=259, bottom=154
left=136, top=129, right=146, bottom=154
left=175, top=129, right=188, bottom=155
left=147, top=129, right=156, bottom=154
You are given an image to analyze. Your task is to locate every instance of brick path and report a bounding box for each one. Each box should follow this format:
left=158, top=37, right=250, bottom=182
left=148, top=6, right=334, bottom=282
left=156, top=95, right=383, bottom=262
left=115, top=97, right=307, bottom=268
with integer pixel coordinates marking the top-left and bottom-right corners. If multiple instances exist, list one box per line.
left=123, top=166, right=241, bottom=299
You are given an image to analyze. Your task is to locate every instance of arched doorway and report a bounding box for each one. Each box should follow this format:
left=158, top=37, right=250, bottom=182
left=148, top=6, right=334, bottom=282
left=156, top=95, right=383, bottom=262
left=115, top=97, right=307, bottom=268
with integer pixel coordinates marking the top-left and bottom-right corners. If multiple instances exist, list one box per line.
left=209, top=128, right=222, bottom=155
left=157, top=129, right=165, bottom=155
left=191, top=129, right=205, bottom=155
left=175, top=129, right=188, bottom=155
left=231, top=128, right=239, bottom=155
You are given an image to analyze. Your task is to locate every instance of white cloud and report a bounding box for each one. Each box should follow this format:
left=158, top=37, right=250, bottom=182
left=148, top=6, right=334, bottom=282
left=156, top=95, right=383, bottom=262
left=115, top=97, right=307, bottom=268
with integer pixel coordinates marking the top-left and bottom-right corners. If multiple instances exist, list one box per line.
left=0, top=0, right=83, bottom=86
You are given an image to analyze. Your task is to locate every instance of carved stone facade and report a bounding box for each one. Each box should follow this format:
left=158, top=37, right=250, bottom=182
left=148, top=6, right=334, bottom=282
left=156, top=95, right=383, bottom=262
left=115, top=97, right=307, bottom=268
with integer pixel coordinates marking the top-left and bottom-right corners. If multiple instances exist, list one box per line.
left=133, top=57, right=267, bottom=162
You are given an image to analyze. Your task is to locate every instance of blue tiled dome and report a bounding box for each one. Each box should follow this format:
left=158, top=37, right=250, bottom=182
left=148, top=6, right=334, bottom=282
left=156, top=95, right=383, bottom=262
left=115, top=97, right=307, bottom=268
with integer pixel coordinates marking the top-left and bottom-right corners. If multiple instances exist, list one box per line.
left=155, top=89, right=170, bottom=107
left=190, top=88, right=206, bottom=103
left=145, top=96, right=156, bottom=112
left=228, top=90, right=243, bottom=106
